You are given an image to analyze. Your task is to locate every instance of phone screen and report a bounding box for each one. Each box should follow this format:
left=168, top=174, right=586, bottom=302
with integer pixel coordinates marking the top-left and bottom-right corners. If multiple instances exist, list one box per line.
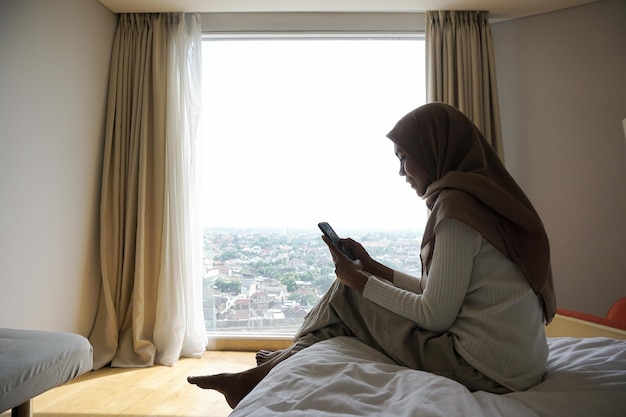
left=318, top=222, right=355, bottom=260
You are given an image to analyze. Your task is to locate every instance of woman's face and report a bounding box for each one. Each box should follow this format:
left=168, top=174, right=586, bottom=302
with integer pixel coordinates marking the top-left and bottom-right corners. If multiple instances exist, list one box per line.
left=395, top=145, right=430, bottom=197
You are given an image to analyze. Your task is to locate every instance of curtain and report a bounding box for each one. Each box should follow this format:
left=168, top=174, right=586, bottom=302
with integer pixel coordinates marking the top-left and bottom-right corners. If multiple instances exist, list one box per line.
left=426, top=11, right=504, bottom=159
left=89, top=13, right=207, bottom=369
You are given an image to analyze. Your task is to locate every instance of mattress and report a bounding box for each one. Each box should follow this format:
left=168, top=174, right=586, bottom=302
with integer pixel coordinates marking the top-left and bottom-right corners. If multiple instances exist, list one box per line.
left=229, top=335, right=626, bottom=417
left=0, top=328, right=93, bottom=413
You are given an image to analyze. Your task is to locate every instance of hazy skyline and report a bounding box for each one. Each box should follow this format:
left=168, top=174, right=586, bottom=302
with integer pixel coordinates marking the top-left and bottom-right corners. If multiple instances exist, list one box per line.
left=198, top=39, right=427, bottom=233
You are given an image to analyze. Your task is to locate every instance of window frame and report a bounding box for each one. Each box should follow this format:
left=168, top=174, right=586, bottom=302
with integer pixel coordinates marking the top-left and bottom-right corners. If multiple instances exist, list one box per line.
left=200, top=13, right=425, bottom=351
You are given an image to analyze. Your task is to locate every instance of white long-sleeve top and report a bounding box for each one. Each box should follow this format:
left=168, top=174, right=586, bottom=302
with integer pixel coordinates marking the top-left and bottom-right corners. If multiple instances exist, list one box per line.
left=363, top=218, right=548, bottom=391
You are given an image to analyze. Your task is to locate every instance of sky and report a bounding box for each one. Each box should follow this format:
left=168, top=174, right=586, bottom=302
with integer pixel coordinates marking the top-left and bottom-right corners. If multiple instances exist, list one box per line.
left=198, top=38, right=428, bottom=233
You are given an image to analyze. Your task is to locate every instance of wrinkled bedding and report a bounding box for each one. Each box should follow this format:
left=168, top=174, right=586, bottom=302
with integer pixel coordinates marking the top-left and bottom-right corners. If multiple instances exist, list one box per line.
left=230, top=336, right=626, bottom=417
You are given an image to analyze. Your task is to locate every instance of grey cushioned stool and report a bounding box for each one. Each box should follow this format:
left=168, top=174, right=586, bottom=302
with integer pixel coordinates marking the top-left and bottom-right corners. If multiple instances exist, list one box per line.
left=0, top=329, right=93, bottom=417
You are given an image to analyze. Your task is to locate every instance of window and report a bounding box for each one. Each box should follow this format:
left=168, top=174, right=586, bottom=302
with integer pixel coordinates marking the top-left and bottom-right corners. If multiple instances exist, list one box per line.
left=199, top=36, right=427, bottom=336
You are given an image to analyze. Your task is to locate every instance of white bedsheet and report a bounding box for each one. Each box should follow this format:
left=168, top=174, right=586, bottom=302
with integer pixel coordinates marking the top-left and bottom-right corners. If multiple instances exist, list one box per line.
left=229, top=336, right=626, bottom=417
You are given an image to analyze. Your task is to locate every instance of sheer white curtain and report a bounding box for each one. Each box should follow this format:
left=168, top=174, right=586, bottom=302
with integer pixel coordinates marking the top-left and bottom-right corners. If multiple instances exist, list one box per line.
left=89, top=13, right=206, bottom=369
left=154, top=13, right=207, bottom=366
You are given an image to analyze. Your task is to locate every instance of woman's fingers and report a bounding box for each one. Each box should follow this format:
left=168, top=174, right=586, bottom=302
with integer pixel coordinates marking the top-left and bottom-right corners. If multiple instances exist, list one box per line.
left=321, top=235, right=345, bottom=261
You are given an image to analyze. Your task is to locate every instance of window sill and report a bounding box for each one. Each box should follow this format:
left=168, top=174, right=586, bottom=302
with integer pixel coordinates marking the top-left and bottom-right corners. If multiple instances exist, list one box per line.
left=206, top=334, right=293, bottom=352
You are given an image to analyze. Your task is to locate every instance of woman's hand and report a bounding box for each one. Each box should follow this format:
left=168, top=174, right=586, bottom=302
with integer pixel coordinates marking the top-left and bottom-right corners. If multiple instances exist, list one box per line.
left=322, top=235, right=370, bottom=294
left=341, top=238, right=395, bottom=283
left=341, top=238, right=373, bottom=266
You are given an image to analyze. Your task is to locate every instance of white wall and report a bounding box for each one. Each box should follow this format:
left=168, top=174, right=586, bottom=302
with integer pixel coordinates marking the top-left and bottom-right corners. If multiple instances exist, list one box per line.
left=0, top=0, right=117, bottom=335
left=492, top=0, right=626, bottom=316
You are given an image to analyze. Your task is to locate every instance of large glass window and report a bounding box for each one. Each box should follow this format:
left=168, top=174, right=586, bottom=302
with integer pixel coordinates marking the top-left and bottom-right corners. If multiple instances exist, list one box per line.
left=200, top=37, right=427, bottom=335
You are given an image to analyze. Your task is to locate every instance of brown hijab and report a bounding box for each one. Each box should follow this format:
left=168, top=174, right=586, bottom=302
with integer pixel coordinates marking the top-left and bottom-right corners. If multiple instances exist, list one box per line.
left=386, top=103, right=556, bottom=324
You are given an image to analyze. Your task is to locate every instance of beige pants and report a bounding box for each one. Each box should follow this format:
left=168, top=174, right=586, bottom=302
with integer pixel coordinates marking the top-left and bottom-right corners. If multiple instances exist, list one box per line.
left=293, top=280, right=510, bottom=394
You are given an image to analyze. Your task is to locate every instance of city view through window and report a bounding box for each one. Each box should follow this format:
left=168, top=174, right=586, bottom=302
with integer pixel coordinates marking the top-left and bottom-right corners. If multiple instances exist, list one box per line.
left=200, top=38, right=426, bottom=335
left=202, top=227, right=424, bottom=334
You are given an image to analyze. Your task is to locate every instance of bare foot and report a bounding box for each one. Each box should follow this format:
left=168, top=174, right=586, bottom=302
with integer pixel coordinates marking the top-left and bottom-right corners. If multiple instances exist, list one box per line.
left=188, top=346, right=295, bottom=409
left=255, top=349, right=284, bottom=365
left=187, top=373, right=254, bottom=409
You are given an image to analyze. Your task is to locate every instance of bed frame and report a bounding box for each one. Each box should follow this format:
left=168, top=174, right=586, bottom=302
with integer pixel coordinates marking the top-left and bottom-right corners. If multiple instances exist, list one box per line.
left=546, top=313, right=626, bottom=340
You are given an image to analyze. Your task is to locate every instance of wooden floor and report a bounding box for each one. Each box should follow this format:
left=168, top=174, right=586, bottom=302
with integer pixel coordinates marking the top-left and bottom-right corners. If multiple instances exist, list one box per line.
left=2, top=351, right=257, bottom=417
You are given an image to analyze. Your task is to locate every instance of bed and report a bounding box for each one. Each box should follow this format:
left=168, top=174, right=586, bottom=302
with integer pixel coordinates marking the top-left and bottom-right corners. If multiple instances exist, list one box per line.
left=0, top=328, right=93, bottom=417
left=228, top=314, right=626, bottom=417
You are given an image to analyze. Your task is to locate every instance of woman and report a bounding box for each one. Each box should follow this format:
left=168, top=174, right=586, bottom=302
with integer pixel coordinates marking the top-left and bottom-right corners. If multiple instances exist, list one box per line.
left=188, top=102, right=556, bottom=408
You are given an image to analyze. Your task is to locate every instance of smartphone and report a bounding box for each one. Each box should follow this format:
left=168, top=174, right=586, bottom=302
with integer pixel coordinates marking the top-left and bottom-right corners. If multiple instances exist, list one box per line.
left=318, top=222, right=356, bottom=260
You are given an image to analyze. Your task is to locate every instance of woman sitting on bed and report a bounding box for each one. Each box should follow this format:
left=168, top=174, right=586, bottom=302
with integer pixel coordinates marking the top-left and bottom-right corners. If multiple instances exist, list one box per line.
left=188, top=102, right=557, bottom=408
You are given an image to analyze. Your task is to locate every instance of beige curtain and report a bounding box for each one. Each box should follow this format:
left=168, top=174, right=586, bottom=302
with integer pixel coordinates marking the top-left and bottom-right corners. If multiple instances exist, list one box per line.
left=89, top=13, right=207, bottom=369
left=426, top=10, right=504, bottom=159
